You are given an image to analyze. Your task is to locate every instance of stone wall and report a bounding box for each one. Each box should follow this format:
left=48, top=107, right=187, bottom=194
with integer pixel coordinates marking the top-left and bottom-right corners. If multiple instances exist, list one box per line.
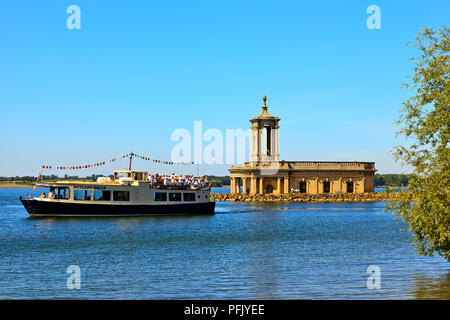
left=211, top=192, right=400, bottom=202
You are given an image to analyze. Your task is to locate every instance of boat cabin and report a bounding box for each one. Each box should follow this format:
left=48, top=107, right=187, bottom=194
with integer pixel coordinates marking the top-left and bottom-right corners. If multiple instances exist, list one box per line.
left=113, top=170, right=148, bottom=182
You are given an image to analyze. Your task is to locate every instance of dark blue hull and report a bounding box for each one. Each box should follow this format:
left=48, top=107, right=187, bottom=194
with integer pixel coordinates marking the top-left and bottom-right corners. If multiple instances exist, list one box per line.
left=20, top=199, right=215, bottom=216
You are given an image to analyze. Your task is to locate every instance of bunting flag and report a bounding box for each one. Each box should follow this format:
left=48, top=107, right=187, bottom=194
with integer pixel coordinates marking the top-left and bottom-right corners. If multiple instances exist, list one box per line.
left=132, top=152, right=194, bottom=166
left=39, top=152, right=194, bottom=171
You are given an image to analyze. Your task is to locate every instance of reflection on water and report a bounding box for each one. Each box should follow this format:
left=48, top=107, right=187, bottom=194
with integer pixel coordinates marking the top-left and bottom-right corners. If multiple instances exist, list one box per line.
left=409, top=272, right=450, bottom=300
left=0, top=187, right=449, bottom=299
left=247, top=210, right=282, bottom=299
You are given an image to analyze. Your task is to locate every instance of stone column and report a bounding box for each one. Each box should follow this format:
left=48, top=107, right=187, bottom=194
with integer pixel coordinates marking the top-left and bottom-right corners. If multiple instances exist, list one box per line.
left=250, top=176, right=257, bottom=195
left=230, top=177, right=236, bottom=194
left=276, top=177, right=281, bottom=195
left=273, top=126, right=279, bottom=162
left=236, top=178, right=241, bottom=194
left=242, top=178, right=247, bottom=194
left=259, top=128, right=264, bottom=160
left=250, top=123, right=260, bottom=163
left=259, top=177, right=264, bottom=194
left=284, top=176, right=289, bottom=194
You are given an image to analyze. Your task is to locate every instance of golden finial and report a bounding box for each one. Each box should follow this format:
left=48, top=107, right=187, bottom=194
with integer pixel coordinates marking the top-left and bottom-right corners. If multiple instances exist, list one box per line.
left=262, top=95, right=267, bottom=110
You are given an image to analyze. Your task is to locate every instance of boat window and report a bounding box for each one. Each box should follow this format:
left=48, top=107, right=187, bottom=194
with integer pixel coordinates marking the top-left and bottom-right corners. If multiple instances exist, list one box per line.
left=115, top=172, right=131, bottom=179
left=74, top=189, right=92, bottom=201
left=56, top=187, right=70, bottom=200
left=154, top=192, right=167, bottom=201
left=183, top=193, right=196, bottom=202
left=134, top=172, right=143, bottom=181
left=113, top=191, right=130, bottom=201
left=94, top=190, right=111, bottom=201
left=169, top=193, right=181, bottom=201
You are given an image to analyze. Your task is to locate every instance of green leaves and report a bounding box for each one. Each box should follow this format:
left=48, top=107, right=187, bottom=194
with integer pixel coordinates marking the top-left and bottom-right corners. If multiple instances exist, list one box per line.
left=385, top=26, right=450, bottom=262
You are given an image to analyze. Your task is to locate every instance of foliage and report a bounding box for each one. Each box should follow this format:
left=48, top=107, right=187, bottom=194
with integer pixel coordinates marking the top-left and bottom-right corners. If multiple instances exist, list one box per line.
left=0, top=175, right=93, bottom=182
left=0, top=176, right=37, bottom=182
left=375, top=174, right=410, bottom=186
left=205, top=175, right=230, bottom=187
left=385, top=27, right=450, bottom=261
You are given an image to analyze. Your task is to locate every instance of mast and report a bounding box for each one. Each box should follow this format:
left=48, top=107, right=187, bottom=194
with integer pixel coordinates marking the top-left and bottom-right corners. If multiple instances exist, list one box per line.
left=129, top=152, right=133, bottom=170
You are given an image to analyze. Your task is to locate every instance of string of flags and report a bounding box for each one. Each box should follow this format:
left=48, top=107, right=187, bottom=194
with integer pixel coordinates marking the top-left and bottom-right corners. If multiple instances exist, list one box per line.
left=40, top=152, right=195, bottom=170
left=132, top=152, right=194, bottom=166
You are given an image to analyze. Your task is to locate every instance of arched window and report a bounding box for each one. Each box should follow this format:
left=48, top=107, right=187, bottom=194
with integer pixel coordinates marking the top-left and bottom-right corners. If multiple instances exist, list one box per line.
left=266, top=184, right=273, bottom=194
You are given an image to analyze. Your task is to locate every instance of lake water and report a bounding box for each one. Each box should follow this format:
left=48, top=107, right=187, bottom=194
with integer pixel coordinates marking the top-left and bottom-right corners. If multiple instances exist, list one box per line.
left=0, top=187, right=448, bottom=299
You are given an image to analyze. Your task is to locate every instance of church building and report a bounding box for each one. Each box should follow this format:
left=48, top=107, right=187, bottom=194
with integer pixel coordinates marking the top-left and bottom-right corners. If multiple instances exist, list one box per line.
left=228, top=96, right=376, bottom=195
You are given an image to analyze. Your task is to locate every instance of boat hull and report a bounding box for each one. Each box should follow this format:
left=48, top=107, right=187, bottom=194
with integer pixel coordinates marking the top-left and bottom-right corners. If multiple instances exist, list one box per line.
left=20, top=199, right=215, bottom=217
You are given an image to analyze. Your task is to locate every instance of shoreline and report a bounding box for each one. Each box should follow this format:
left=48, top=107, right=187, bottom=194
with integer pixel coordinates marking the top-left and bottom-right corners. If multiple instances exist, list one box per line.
left=211, top=192, right=400, bottom=202
left=0, top=183, right=35, bottom=188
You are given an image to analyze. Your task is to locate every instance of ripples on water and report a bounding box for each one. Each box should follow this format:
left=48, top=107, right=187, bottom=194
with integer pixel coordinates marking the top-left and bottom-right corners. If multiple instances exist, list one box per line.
left=0, top=188, right=448, bottom=299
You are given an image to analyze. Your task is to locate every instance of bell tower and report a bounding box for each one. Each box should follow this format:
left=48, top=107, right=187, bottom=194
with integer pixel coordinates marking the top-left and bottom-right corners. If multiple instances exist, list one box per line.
left=250, top=95, right=280, bottom=163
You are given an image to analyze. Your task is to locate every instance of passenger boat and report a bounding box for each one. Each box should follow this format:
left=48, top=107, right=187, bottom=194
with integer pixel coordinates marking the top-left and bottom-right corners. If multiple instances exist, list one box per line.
left=20, top=169, right=215, bottom=217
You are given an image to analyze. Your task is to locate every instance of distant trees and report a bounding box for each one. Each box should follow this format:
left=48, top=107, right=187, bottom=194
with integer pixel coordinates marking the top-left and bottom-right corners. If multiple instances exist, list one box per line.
left=0, top=175, right=83, bottom=182
left=205, top=175, right=230, bottom=187
left=374, top=174, right=410, bottom=187
left=0, top=176, right=36, bottom=182
left=43, top=175, right=59, bottom=180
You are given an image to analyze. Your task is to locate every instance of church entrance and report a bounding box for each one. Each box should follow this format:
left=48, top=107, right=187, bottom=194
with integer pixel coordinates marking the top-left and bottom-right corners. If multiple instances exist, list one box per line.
left=299, top=181, right=307, bottom=193
left=266, top=185, right=273, bottom=194
left=323, top=181, right=330, bottom=193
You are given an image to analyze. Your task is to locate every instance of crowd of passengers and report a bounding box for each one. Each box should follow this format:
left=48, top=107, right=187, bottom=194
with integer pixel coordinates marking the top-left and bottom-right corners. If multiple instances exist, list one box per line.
left=149, top=173, right=208, bottom=188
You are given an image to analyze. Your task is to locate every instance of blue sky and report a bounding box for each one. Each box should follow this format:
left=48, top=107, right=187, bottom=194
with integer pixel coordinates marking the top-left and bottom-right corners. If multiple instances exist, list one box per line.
left=0, top=0, right=448, bottom=176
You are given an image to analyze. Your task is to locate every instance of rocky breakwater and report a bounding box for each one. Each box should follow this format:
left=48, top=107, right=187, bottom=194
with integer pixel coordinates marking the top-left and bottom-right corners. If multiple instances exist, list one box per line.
left=211, top=192, right=400, bottom=202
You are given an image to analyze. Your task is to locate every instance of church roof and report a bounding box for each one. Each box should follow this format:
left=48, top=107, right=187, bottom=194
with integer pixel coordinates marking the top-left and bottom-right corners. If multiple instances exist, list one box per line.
left=251, top=95, right=279, bottom=121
